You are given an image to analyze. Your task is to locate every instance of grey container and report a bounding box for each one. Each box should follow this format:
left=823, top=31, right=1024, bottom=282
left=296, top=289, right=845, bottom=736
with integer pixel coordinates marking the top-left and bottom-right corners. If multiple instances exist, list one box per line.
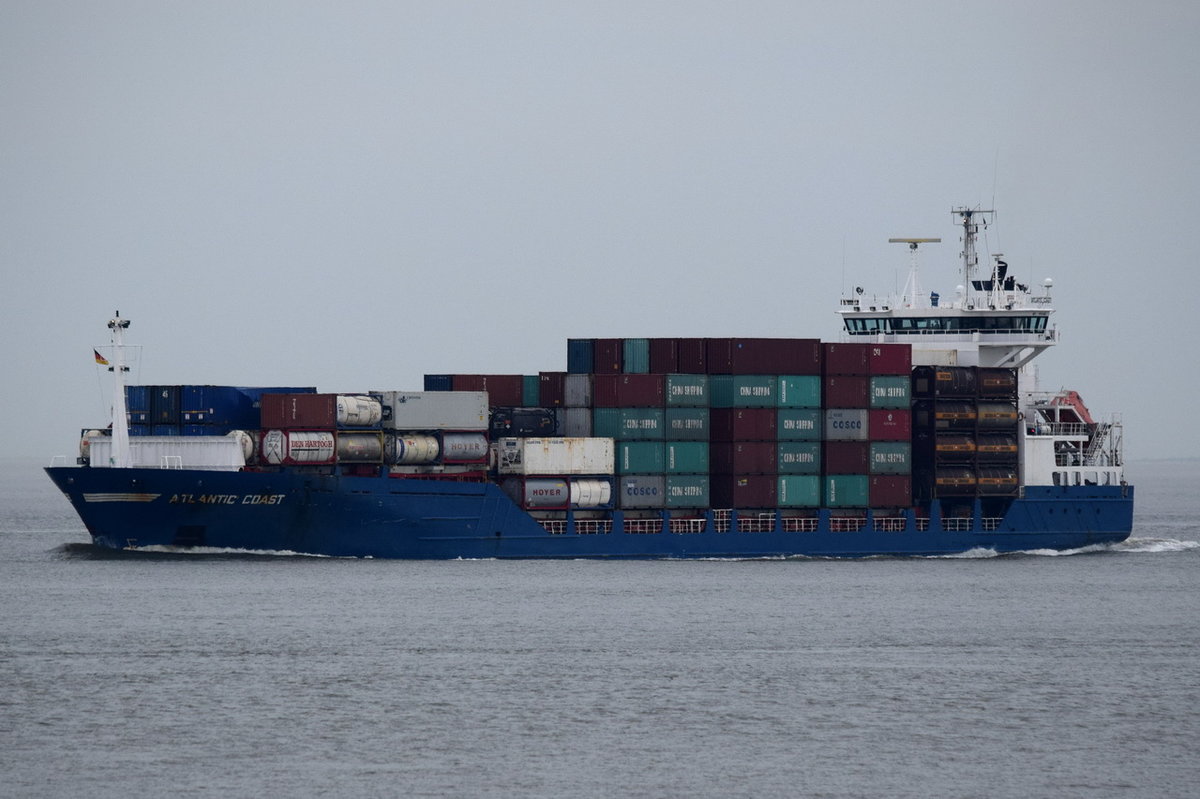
left=564, top=374, right=593, bottom=408
left=618, top=474, right=667, bottom=509
left=558, top=407, right=593, bottom=437
left=375, top=391, right=489, bottom=431
left=824, top=409, right=869, bottom=441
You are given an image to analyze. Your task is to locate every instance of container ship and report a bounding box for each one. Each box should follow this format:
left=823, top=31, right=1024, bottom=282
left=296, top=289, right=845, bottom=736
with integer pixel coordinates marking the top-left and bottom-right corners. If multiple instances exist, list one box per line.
left=46, top=208, right=1133, bottom=558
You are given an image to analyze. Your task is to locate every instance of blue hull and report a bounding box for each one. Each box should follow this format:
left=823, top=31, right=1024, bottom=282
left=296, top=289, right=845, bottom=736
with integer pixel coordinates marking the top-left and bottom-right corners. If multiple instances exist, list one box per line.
left=46, top=467, right=1134, bottom=558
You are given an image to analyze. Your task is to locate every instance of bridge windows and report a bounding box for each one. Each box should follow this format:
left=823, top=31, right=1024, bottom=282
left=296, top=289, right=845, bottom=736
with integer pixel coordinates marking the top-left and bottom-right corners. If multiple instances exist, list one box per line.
left=844, top=315, right=1049, bottom=335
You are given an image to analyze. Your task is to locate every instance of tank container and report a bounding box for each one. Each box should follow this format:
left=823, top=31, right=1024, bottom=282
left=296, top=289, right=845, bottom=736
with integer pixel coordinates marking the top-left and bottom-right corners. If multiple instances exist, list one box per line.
left=710, top=408, right=776, bottom=441
left=776, top=409, right=821, bottom=440
left=869, top=409, right=912, bottom=441
left=824, top=441, right=869, bottom=474
left=777, top=441, right=821, bottom=474
left=649, top=338, right=679, bottom=373
left=262, top=393, right=381, bottom=430
left=935, top=467, right=977, bottom=495
left=593, top=338, right=624, bottom=374
left=977, top=402, right=1019, bottom=429
left=564, top=374, right=593, bottom=408
left=618, top=475, right=666, bottom=509
left=710, top=474, right=777, bottom=508
left=665, top=374, right=708, bottom=406
left=709, top=375, right=777, bottom=408
left=824, top=376, right=869, bottom=408
left=665, top=475, right=710, bottom=508
left=869, top=376, right=911, bottom=409
left=869, top=475, right=912, bottom=507
left=867, top=344, right=912, bottom=376
left=824, top=409, right=869, bottom=441
left=378, top=391, right=488, bottom=431
left=977, top=368, right=1018, bottom=398
left=665, top=441, right=709, bottom=473
left=711, top=442, right=777, bottom=474
left=336, top=432, right=384, bottom=463
left=571, top=478, right=614, bottom=508
left=495, top=436, right=614, bottom=475
left=822, top=342, right=870, bottom=375
left=336, top=395, right=383, bottom=427
left=567, top=339, right=595, bottom=374
left=824, top=474, right=870, bottom=507
left=665, top=407, right=709, bottom=440
left=976, top=434, right=1018, bottom=460
left=592, top=408, right=665, bottom=440
left=504, top=477, right=570, bottom=509
left=977, top=467, right=1019, bottom=495
left=522, top=375, right=541, bottom=407
left=777, top=376, right=821, bottom=408
left=913, top=401, right=976, bottom=431
left=262, top=430, right=337, bottom=465
left=622, top=338, right=650, bottom=374
left=440, top=433, right=489, bottom=463
left=389, top=434, right=441, bottom=464
left=618, top=441, right=666, bottom=474
left=538, top=372, right=566, bottom=407
left=778, top=474, right=821, bottom=507
left=912, top=366, right=977, bottom=398
left=592, top=374, right=665, bottom=407
left=489, top=407, right=558, bottom=438
left=869, top=442, right=911, bottom=475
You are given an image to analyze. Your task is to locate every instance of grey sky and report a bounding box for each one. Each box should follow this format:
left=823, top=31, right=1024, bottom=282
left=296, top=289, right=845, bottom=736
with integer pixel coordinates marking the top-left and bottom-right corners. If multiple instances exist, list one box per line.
left=3, top=1, right=1197, bottom=460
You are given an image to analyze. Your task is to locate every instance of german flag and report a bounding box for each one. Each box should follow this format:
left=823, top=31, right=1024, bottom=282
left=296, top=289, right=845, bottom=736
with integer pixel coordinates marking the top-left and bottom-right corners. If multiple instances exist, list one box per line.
left=93, top=349, right=109, bottom=366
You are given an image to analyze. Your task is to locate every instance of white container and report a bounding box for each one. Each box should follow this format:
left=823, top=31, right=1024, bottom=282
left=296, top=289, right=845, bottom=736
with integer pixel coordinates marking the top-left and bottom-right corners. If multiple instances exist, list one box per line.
left=336, top=432, right=384, bottom=463
left=503, top=477, right=570, bottom=509
left=388, top=434, right=441, bottom=464
left=570, top=478, right=613, bottom=508
left=374, top=390, right=488, bottom=431
left=336, top=395, right=383, bottom=427
left=495, top=437, right=615, bottom=476
left=440, top=433, right=489, bottom=462
left=262, top=430, right=337, bottom=465
left=89, top=435, right=247, bottom=471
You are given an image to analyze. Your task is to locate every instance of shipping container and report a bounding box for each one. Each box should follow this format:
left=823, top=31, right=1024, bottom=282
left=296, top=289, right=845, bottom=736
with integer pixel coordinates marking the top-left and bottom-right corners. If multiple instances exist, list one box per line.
left=778, top=474, right=821, bottom=507
left=336, top=432, right=385, bottom=463
left=665, top=441, right=709, bottom=474
left=125, top=385, right=151, bottom=424
left=977, top=368, right=1018, bottom=398
left=935, top=467, right=977, bottom=495
left=676, top=338, right=708, bottom=374
left=710, top=408, right=776, bottom=441
left=567, top=339, right=595, bottom=374
left=709, top=375, right=777, bottom=408
left=824, top=441, right=870, bottom=474
left=503, top=477, right=570, bottom=509
left=388, top=434, right=440, bottom=465
left=151, top=424, right=180, bottom=436
left=648, top=338, right=679, bottom=374
left=824, top=474, right=870, bottom=507
left=522, top=375, right=541, bottom=407
left=622, top=338, right=650, bottom=374
left=707, top=338, right=821, bottom=375
left=710, top=474, right=777, bottom=508
left=977, top=467, right=1019, bottom=495
left=869, top=376, right=911, bottom=409
left=869, top=409, right=912, bottom=441
left=665, top=474, right=710, bottom=508
left=558, top=407, right=593, bottom=437
left=617, top=441, right=666, bottom=474
left=823, top=375, right=869, bottom=408
left=976, top=434, right=1018, bottom=460
left=180, top=385, right=252, bottom=425
left=495, top=437, right=614, bottom=476
left=912, top=366, right=977, bottom=398
left=618, top=474, right=666, bottom=509
left=591, top=408, right=665, bottom=440
left=489, top=407, right=558, bottom=437
left=665, top=407, right=710, bottom=440
left=777, top=441, right=821, bottom=474
left=440, top=432, right=489, bottom=463
left=423, top=374, right=454, bottom=392
left=711, top=442, right=777, bottom=474
left=869, top=475, right=912, bottom=507
left=977, top=402, right=1019, bottom=429
left=777, top=375, right=822, bottom=408
left=912, top=401, right=976, bottom=431
left=261, top=393, right=335, bottom=429
left=90, top=434, right=247, bottom=471
left=867, top=343, right=912, bottom=376
left=150, top=385, right=181, bottom=425
left=824, top=409, right=869, bottom=441
left=538, top=372, right=566, bottom=407
left=776, top=409, right=821, bottom=441
left=869, top=442, right=912, bottom=474
left=262, top=430, right=337, bottom=465
left=376, top=390, right=489, bottom=431
left=450, top=374, right=524, bottom=407
left=593, top=338, right=623, bottom=374
left=592, top=373, right=665, bottom=407
left=822, top=342, right=870, bottom=375
left=914, top=432, right=976, bottom=460
left=564, top=374, right=593, bottom=408
left=664, top=374, right=709, bottom=406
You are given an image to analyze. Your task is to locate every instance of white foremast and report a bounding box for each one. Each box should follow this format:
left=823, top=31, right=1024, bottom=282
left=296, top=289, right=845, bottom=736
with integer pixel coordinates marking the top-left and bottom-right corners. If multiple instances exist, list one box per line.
left=106, top=311, right=132, bottom=468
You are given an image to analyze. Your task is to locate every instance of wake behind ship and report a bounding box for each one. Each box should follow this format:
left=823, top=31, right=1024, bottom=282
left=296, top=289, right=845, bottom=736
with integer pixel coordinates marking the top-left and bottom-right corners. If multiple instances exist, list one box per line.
left=47, top=208, right=1133, bottom=558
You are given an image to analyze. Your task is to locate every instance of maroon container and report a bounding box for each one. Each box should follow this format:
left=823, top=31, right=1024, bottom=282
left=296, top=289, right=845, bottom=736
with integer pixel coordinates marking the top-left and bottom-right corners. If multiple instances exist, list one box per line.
left=451, top=374, right=525, bottom=407
left=677, top=338, right=708, bottom=374
left=261, top=393, right=337, bottom=429
left=592, top=374, right=666, bottom=407
left=648, top=339, right=679, bottom=374
left=869, top=475, right=912, bottom=507
left=823, top=375, right=870, bottom=408
left=822, top=342, right=870, bottom=375
left=824, top=441, right=870, bottom=474
left=868, top=344, right=912, bottom=376
left=711, top=442, right=777, bottom=474
left=593, top=338, right=623, bottom=374
left=709, top=408, right=777, bottom=441
left=705, top=338, right=821, bottom=375
left=539, top=372, right=566, bottom=407
left=870, top=409, right=912, bottom=441
left=711, top=474, right=777, bottom=508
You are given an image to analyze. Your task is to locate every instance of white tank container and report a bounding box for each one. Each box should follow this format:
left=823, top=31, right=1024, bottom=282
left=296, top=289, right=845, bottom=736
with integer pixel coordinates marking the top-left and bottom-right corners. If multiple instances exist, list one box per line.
left=519, top=478, right=570, bottom=508
left=336, top=433, right=384, bottom=462
left=262, top=430, right=336, bottom=465
left=389, top=434, right=441, bottom=464
left=336, top=395, right=383, bottom=427
left=570, top=478, right=613, bottom=508
left=80, top=430, right=104, bottom=460
left=441, top=433, right=488, bottom=462
left=227, top=430, right=255, bottom=462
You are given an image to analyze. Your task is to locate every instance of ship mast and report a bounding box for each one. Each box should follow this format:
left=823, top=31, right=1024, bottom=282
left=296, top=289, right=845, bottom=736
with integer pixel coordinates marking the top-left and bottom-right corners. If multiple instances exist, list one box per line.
left=888, top=237, right=940, bottom=308
left=954, top=206, right=994, bottom=305
left=106, top=311, right=132, bottom=468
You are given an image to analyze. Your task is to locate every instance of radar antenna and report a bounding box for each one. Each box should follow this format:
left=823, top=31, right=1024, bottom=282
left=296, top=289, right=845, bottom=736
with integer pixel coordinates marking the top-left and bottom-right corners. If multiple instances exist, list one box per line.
left=888, top=237, right=940, bottom=308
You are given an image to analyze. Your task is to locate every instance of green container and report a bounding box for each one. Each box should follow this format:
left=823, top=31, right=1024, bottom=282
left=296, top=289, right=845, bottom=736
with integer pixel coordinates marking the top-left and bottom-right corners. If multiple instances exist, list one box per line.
left=522, top=375, right=541, bottom=407
left=869, top=376, right=911, bottom=409
left=778, top=475, right=821, bottom=507
left=622, top=338, right=650, bottom=374
left=665, top=407, right=709, bottom=440
left=665, top=474, right=710, bottom=508
left=777, top=441, right=821, bottom=474
left=665, top=441, right=709, bottom=474
left=709, top=375, right=777, bottom=408
left=665, top=374, right=709, bottom=407
left=592, top=407, right=665, bottom=440
left=824, top=474, right=870, bottom=508
left=618, top=441, right=665, bottom=474
left=869, top=442, right=912, bottom=474
left=777, top=375, right=821, bottom=408
left=776, top=408, right=822, bottom=440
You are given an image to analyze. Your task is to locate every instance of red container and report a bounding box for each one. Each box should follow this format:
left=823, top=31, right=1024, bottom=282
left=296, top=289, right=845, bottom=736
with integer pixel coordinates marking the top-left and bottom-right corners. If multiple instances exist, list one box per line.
left=822, top=342, right=870, bottom=375
left=451, top=374, right=525, bottom=407
left=823, top=376, right=869, bottom=408
left=711, top=474, right=777, bottom=508
left=709, top=408, right=776, bottom=441
left=868, top=344, right=912, bottom=376
left=538, top=372, right=566, bottom=407
left=869, top=475, right=912, bottom=507
left=824, top=441, right=870, bottom=474
left=870, top=409, right=912, bottom=441
left=592, top=374, right=666, bottom=407
left=711, top=442, right=777, bottom=474
left=648, top=339, right=679, bottom=374
left=706, top=338, right=821, bottom=375
left=677, top=338, right=708, bottom=374
left=593, top=338, right=623, bottom=374
left=261, top=393, right=337, bottom=429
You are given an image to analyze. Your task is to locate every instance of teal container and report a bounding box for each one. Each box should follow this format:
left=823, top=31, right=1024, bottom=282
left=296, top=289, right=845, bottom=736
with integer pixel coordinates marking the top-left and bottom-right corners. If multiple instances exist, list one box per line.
left=777, top=441, right=821, bottom=474
left=777, top=375, right=821, bottom=408
left=665, top=474, right=710, bottom=508
left=824, top=475, right=870, bottom=507
left=665, top=407, right=709, bottom=440
left=522, top=375, right=541, bottom=407
left=869, top=376, right=911, bottom=409
left=776, top=408, right=822, bottom=441
left=618, top=441, right=665, bottom=474
left=709, top=375, right=777, bottom=408
left=869, top=442, right=912, bottom=474
left=665, top=374, right=709, bottom=407
left=778, top=475, right=821, bottom=507
left=592, top=407, right=665, bottom=440
left=665, top=441, right=709, bottom=474
left=622, top=338, right=650, bottom=374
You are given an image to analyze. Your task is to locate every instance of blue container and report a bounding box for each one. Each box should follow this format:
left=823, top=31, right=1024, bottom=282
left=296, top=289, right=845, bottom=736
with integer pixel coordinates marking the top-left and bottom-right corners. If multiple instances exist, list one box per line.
left=150, top=385, right=181, bottom=425
left=423, top=375, right=454, bottom=392
left=152, top=424, right=180, bottom=436
left=129, top=424, right=152, bottom=437
left=567, top=339, right=595, bottom=374
left=182, top=385, right=251, bottom=426
left=125, top=385, right=151, bottom=424
left=181, top=424, right=233, bottom=436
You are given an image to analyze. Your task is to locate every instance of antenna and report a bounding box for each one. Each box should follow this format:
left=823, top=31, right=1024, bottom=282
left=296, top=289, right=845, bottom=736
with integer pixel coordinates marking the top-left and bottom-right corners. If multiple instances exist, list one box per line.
left=888, top=238, right=941, bottom=308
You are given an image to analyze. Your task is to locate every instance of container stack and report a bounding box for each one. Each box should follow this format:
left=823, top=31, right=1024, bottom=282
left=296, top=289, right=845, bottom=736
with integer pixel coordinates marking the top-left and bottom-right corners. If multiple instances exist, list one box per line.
left=258, top=393, right=388, bottom=467
left=125, top=385, right=315, bottom=437
left=495, top=437, right=616, bottom=512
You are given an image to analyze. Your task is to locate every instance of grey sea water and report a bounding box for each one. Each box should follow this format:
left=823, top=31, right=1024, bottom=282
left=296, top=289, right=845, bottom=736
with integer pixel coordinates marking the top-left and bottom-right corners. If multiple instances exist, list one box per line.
left=2, top=458, right=1198, bottom=799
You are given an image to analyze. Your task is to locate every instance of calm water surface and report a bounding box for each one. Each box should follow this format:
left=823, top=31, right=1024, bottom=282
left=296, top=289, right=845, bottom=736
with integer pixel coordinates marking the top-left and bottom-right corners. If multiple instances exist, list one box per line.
left=2, top=459, right=1198, bottom=798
